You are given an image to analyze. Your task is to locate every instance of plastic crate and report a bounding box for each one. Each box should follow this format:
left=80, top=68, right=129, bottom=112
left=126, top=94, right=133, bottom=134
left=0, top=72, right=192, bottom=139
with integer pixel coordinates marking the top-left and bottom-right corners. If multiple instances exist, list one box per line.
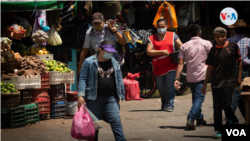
left=32, top=96, right=50, bottom=114
left=9, top=106, right=26, bottom=128
left=49, top=71, right=62, bottom=85
left=25, top=75, right=41, bottom=89
left=61, top=71, right=75, bottom=84
left=1, top=92, right=20, bottom=108
left=24, top=103, right=39, bottom=124
left=1, top=108, right=11, bottom=128
left=33, top=54, right=53, bottom=60
left=40, top=80, right=50, bottom=89
left=41, top=72, right=49, bottom=81
left=50, top=101, right=66, bottom=119
left=65, top=83, right=70, bottom=93
left=49, top=84, right=66, bottom=103
left=1, top=76, right=26, bottom=90
left=32, top=89, right=49, bottom=98
left=20, top=90, right=33, bottom=105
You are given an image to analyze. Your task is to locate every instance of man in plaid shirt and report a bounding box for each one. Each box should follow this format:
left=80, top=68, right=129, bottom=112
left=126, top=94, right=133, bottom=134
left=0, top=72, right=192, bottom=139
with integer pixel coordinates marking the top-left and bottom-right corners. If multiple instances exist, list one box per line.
left=227, top=20, right=250, bottom=122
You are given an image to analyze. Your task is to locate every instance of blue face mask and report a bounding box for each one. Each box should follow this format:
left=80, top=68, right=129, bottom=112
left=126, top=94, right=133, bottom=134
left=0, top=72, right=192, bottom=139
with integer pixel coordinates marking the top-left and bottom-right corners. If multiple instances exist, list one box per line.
left=102, top=52, right=113, bottom=60
left=157, top=28, right=167, bottom=34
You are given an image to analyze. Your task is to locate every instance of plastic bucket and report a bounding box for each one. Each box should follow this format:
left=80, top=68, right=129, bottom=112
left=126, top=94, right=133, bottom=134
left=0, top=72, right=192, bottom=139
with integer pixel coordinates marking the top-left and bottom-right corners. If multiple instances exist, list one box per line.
left=170, top=50, right=180, bottom=64
left=66, top=101, right=78, bottom=116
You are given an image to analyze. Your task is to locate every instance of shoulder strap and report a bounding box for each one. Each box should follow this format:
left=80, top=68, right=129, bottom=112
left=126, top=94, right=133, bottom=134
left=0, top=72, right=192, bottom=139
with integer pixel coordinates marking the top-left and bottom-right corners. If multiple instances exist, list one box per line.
left=90, top=27, right=94, bottom=37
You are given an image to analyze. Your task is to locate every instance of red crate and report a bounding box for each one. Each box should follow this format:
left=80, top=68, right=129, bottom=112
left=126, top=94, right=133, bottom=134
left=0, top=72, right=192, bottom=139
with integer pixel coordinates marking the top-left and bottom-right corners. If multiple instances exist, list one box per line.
left=66, top=91, right=78, bottom=101
left=49, top=84, right=66, bottom=103
left=66, top=83, right=70, bottom=93
left=32, top=96, right=50, bottom=114
left=41, top=72, right=49, bottom=81
left=32, top=89, right=49, bottom=98
left=41, top=80, right=50, bottom=89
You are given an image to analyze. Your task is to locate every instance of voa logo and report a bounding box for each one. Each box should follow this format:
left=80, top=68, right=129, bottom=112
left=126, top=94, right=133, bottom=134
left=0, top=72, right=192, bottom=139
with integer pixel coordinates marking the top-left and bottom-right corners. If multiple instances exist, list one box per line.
left=220, top=7, right=238, bottom=26
left=226, top=129, right=246, bottom=136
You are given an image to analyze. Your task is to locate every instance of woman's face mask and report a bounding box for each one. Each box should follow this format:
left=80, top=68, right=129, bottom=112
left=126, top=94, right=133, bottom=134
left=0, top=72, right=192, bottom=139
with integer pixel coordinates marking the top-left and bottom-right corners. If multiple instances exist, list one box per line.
left=157, top=28, right=167, bottom=34
left=93, top=23, right=104, bottom=31
left=102, top=52, right=113, bottom=60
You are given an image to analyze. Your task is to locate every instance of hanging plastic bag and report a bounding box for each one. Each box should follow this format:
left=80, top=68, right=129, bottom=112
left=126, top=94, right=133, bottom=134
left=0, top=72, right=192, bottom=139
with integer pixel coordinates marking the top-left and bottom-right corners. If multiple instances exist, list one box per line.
left=177, top=4, right=192, bottom=28
left=85, top=106, right=103, bottom=131
left=71, top=105, right=95, bottom=141
left=153, top=2, right=178, bottom=29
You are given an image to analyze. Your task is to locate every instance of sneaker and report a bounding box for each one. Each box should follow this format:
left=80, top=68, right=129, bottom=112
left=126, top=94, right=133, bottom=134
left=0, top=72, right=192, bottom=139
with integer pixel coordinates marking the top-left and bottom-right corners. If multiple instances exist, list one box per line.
left=186, top=119, right=196, bottom=130
left=227, top=116, right=239, bottom=125
left=166, top=106, right=173, bottom=112
left=197, top=118, right=206, bottom=126
left=161, top=107, right=166, bottom=111
left=212, top=132, right=222, bottom=139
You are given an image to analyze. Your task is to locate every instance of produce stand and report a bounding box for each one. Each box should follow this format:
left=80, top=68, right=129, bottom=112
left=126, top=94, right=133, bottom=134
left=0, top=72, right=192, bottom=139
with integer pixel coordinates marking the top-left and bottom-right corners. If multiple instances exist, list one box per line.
left=1, top=0, right=76, bottom=129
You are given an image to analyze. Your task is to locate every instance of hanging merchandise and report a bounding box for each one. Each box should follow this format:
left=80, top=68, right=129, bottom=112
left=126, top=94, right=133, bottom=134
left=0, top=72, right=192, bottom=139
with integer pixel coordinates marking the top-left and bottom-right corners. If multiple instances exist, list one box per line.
left=47, top=26, right=62, bottom=46
left=31, top=30, right=49, bottom=46
left=101, top=1, right=121, bottom=17
left=6, top=16, right=32, bottom=37
left=4, top=24, right=26, bottom=40
left=123, top=3, right=135, bottom=25
left=49, top=11, right=62, bottom=32
left=84, top=1, right=93, bottom=17
left=177, top=4, right=192, bottom=28
left=120, top=0, right=133, bottom=5
left=189, top=2, right=200, bottom=23
left=152, top=2, right=178, bottom=29
left=32, top=11, right=49, bottom=34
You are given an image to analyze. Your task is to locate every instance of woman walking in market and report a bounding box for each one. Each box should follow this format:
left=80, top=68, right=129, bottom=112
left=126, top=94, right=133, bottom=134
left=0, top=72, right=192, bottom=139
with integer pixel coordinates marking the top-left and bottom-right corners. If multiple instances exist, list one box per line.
left=78, top=40, right=126, bottom=141
left=147, top=19, right=183, bottom=111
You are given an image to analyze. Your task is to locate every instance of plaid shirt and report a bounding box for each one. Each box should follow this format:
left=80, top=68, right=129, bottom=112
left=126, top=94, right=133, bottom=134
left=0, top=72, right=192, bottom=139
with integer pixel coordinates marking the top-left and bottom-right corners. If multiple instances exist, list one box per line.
left=227, top=34, right=250, bottom=65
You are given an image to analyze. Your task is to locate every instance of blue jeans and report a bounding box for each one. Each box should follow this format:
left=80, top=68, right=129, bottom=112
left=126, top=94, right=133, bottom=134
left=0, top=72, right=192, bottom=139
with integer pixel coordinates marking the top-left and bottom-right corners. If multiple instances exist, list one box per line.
left=86, top=96, right=126, bottom=141
left=155, top=71, right=176, bottom=109
left=231, top=69, right=248, bottom=119
left=187, top=80, right=205, bottom=120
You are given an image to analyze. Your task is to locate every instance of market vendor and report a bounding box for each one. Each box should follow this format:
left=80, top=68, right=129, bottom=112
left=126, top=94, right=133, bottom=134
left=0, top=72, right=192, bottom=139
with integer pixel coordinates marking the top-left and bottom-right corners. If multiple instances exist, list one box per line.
left=147, top=19, right=183, bottom=112
left=77, top=12, right=127, bottom=74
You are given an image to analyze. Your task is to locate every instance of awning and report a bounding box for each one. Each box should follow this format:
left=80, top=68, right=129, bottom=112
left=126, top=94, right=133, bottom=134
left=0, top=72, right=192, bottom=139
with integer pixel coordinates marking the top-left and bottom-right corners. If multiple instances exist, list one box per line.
left=1, top=0, right=64, bottom=12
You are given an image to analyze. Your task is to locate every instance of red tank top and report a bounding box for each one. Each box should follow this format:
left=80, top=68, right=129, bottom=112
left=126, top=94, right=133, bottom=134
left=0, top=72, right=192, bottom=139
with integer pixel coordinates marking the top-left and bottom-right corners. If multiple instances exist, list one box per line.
left=148, top=31, right=177, bottom=76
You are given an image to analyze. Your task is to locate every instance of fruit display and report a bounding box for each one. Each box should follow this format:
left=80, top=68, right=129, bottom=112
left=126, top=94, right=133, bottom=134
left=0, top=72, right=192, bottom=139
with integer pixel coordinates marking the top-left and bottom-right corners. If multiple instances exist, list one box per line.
left=47, top=25, right=62, bottom=46
left=1, top=37, right=22, bottom=62
left=31, top=30, right=49, bottom=46
left=19, top=56, right=47, bottom=74
left=24, top=46, right=49, bottom=56
left=1, top=81, right=19, bottom=94
left=43, top=60, right=71, bottom=73
left=4, top=24, right=26, bottom=40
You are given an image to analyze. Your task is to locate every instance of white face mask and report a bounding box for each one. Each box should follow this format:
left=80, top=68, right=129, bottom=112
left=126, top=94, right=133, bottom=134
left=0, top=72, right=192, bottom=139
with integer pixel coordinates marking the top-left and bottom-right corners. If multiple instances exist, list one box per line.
left=157, top=28, right=167, bottom=34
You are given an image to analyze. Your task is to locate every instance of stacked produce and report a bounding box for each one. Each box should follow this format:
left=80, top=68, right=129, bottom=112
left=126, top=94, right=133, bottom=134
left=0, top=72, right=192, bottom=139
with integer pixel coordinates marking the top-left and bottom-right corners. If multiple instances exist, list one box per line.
left=19, top=56, right=47, bottom=75
left=31, top=30, right=49, bottom=46
left=47, top=26, right=62, bottom=46
left=4, top=24, right=26, bottom=40
left=1, top=37, right=22, bottom=62
left=43, top=60, right=71, bottom=73
left=25, top=46, right=50, bottom=56
left=1, top=81, right=19, bottom=94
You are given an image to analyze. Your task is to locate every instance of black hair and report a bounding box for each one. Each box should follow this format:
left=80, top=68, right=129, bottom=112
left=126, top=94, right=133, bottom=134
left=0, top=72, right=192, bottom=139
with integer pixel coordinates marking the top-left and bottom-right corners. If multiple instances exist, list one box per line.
left=234, top=27, right=246, bottom=34
left=157, top=19, right=167, bottom=26
left=188, top=24, right=201, bottom=37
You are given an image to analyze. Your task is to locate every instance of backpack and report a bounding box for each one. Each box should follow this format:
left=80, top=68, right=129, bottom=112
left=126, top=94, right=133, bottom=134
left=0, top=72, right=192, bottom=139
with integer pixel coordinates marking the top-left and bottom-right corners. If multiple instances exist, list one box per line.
left=101, top=1, right=121, bottom=17
left=120, top=0, right=133, bottom=5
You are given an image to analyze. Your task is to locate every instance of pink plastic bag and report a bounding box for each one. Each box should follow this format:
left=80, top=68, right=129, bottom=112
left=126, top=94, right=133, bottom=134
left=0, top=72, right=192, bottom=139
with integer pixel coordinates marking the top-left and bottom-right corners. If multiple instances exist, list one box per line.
left=71, top=105, right=95, bottom=141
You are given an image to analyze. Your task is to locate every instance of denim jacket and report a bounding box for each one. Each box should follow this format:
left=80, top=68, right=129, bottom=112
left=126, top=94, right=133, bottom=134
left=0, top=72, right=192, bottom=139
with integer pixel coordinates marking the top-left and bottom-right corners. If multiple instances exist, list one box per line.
left=78, top=54, right=125, bottom=101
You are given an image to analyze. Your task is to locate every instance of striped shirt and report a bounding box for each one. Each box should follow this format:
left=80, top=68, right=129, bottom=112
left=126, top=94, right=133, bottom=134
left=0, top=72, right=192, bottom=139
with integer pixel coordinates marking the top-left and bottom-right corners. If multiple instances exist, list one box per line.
left=227, top=34, right=250, bottom=65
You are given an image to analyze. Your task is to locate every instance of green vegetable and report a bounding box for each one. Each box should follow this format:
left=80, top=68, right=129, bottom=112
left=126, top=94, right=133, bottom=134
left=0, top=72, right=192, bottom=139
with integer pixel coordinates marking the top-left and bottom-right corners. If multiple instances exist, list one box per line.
left=11, top=88, right=16, bottom=92
left=6, top=90, right=11, bottom=93
left=46, top=68, right=50, bottom=71
left=6, top=86, right=12, bottom=90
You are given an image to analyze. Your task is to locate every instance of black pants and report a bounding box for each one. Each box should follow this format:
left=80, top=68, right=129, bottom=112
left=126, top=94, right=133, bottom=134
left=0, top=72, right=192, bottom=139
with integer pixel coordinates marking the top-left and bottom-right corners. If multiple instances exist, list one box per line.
left=212, top=86, right=238, bottom=132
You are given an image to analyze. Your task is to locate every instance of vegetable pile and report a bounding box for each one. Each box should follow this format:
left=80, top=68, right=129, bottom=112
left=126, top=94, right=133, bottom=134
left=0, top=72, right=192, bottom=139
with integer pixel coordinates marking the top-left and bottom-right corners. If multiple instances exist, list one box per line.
left=31, top=30, right=49, bottom=46
left=1, top=81, right=19, bottom=94
left=25, top=46, right=50, bottom=56
left=43, top=60, right=71, bottom=73
left=47, top=26, right=62, bottom=46
left=19, top=56, right=47, bottom=75
left=4, top=24, right=26, bottom=40
left=1, top=37, right=22, bottom=63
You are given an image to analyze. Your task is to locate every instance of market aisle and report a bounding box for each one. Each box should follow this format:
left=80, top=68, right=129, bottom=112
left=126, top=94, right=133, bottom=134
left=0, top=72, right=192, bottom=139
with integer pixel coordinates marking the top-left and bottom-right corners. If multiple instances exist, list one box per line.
left=1, top=92, right=245, bottom=141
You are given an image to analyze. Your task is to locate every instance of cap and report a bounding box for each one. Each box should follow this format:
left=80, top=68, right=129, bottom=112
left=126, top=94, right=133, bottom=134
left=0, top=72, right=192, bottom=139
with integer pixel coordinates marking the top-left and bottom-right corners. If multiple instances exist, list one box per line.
left=228, top=19, right=246, bottom=28
left=99, top=44, right=117, bottom=53
left=213, top=27, right=227, bottom=36
left=92, top=12, right=104, bottom=23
